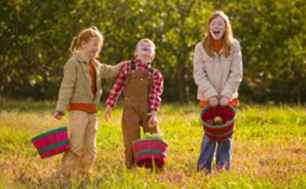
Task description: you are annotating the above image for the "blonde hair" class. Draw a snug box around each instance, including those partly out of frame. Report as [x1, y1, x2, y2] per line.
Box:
[202, 11, 234, 57]
[69, 26, 104, 55]
[135, 38, 156, 52]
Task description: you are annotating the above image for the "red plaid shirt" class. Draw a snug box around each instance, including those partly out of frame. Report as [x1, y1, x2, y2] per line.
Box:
[106, 59, 164, 111]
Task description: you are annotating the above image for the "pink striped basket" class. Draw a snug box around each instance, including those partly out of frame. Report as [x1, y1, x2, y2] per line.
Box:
[31, 127, 70, 158]
[132, 138, 168, 169]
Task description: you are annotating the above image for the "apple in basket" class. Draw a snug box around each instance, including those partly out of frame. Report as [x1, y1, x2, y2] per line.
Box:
[213, 116, 223, 125]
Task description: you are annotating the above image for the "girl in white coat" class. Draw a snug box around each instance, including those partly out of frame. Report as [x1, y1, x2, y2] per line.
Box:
[193, 10, 243, 173]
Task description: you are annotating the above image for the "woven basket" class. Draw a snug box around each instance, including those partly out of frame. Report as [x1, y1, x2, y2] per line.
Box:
[32, 127, 70, 158]
[132, 138, 167, 169]
[201, 106, 236, 141]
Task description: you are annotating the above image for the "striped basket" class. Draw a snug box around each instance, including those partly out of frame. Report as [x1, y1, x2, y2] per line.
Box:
[132, 136, 168, 169]
[201, 106, 236, 141]
[31, 127, 70, 158]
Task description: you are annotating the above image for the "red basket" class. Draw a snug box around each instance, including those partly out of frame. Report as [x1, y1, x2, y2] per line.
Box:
[201, 106, 236, 141]
[132, 139, 168, 169]
[31, 127, 70, 158]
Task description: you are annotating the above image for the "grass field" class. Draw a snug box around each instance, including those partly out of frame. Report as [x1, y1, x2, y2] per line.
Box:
[0, 99, 305, 188]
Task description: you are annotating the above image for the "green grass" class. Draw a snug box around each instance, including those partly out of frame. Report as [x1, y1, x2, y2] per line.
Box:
[0, 99, 305, 188]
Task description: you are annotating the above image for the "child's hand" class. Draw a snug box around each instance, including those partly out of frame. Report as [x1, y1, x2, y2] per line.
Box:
[53, 111, 64, 120]
[220, 96, 230, 106]
[104, 105, 112, 121]
[208, 96, 218, 107]
[148, 111, 158, 128]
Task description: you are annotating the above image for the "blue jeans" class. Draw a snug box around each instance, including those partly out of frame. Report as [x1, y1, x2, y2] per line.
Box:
[197, 135, 232, 172]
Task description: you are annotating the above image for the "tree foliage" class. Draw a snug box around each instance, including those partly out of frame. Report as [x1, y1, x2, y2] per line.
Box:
[1, 0, 305, 103]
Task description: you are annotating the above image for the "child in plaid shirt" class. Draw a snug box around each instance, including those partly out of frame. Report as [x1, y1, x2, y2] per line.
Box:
[104, 38, 164, 168]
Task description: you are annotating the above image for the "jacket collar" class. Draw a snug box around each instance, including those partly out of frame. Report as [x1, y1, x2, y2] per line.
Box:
[74, 52, 90, 64]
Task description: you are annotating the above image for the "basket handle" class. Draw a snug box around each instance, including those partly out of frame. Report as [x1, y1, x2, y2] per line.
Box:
[202, 119, 234, 128]
[200, 105, 236, 128]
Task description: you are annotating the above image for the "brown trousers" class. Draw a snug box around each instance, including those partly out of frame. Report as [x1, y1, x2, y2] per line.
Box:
[59, 110, 97, 177]
[121, 68, 159, 168]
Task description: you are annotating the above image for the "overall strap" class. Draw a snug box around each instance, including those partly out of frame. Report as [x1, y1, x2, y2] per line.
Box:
[130, 58, 155, 75]
[148, 66, 154, 75]
[130, 59, 136, 71]
[146, 61, 154, 75]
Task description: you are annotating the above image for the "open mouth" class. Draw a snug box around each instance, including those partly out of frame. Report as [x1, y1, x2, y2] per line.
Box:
[213, 31, 221, 36]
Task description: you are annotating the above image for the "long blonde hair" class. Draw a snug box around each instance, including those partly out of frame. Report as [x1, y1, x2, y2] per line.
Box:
[69, 26, 104, 55]
[202, 11, 234, 57]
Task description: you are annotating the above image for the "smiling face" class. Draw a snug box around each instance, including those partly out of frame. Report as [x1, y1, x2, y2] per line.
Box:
[209, 16, 226, 40]
[81, 36, 103, 59]
[134, 41, 155, 64]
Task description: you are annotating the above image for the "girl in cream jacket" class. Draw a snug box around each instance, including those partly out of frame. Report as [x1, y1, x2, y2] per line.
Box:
[193, 10, 243, 174]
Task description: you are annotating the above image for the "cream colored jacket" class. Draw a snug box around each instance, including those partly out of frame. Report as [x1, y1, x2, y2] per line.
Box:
[55, 53, 122, 113]
[193, 39, 243, 100]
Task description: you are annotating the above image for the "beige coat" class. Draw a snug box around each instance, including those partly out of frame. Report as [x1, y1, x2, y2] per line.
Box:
[193, 39, 243, 100]
[56, 53, 121, 112]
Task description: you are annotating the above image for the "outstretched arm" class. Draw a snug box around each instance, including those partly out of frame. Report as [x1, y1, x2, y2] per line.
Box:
[95, 59, 124, 79]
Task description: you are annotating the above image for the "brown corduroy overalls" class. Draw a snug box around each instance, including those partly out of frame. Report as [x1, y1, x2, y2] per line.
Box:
[121, 62, 159, 168]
